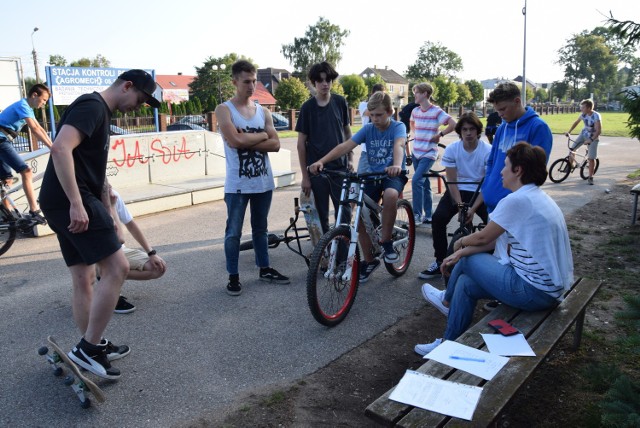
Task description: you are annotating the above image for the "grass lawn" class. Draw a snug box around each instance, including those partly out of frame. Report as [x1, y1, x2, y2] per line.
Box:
[277, 112, 632, 139]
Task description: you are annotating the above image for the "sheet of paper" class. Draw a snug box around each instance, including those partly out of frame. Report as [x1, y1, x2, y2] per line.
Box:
[389, 370, 482, 421]
[424, 340, 509, 380]
[481, 333, 536, 356]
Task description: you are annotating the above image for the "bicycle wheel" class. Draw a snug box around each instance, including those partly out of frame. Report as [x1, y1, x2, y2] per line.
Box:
[429, 143, 447, 174]
[580, 158, 600, 180]
[446, 226, 472, 257]
[0, 207, 17, 257]
[306, 226, 360, 327]
[548, 157, 571, 183]
[384, 199, 415, 276]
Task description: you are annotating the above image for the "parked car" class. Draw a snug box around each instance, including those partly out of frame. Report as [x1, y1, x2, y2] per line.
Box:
[166, 123, 207, 132]
[110, 125, 130, 135]
[271, 112, 290, 131]
[177, 115, 207, 128]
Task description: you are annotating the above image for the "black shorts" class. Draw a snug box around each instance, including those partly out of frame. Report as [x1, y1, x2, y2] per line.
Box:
[42, 196, 121, 267]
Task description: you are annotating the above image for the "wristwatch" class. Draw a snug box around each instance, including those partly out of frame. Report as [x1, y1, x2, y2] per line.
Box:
[439, 131, 445, 138]
[147, 249, 157, 256]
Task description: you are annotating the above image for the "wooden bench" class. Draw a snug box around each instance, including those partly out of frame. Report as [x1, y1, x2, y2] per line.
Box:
[365, 277, 603, 427]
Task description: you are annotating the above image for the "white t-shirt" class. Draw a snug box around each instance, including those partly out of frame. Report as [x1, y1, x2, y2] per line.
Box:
[112, 189, 133, 225]
[490, 184, 574, 299]
[441, 140, 492, 192]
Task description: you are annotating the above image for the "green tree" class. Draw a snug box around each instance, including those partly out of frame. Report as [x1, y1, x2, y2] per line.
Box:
[557, 31, 618, 101]
[190, 54, 249, 109]
[607, 14, 640, 140]
[432, 76, 458, 107]
[281, 17, 350, 75]
[340, 74, 368, 108]
[406, 41, 463, 81]
[273, 77, 310, 111]
[68, 54, 110, 68]
[456, 83, 473, 108]
[534, 88, 548, 102]
[464, 79, 484, 106]
[364, 74, 385, 94]
[48, 55, 67, 66]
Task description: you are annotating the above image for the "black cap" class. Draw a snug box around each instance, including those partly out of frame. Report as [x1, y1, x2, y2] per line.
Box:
[118, 69, 161, 108]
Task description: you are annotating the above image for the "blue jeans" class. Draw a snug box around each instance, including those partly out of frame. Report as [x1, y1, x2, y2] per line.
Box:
[224, 191, 272, 275]
[411, 155, 435, 219]
[0, 138, 28, 179]
[443, 253, 558, 341]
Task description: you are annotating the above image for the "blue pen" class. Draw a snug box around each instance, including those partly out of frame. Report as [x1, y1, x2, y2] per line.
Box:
[450, 355, 485, 362]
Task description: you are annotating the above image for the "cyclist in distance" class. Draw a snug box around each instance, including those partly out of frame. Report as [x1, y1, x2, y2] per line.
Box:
[565, 98, 601, 185]
[308, 92, 407, 283]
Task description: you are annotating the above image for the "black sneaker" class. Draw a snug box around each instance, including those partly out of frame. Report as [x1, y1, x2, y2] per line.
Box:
[114, 295, 136, 314]
[227, 279, 242, 296]
[28, 210, 47, 225]
[68, 338, 121, 379]
[483, 300, 500, 311]
[103, 339, 131, 361]
[381, 241, 399, 263]
[359, 259, 381, 283]
[259, 267, 290, 284]
[418, 260, 442, 279]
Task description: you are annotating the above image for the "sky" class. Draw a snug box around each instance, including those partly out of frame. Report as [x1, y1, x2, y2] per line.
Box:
[3, 0, 638, 85]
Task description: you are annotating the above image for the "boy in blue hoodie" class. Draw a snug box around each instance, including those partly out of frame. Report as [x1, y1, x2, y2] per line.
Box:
[479, 82, 552, 312]
[482, 82, 552, 213]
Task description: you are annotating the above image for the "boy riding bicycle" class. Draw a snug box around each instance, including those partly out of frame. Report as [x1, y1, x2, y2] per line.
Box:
[309, 92, 406, 283]
[565, 98, 601, 185]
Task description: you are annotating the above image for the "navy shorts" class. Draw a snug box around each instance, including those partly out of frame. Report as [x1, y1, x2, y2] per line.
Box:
[0, 138, 28, 179]
[42, 196, 122, 267]
[364, 175, 408, 202]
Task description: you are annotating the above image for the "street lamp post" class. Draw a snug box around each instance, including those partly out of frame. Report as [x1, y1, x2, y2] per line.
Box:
[30, 27, 48, 133]
[521, 0, 527, 106]
[213, 64, 226, 105]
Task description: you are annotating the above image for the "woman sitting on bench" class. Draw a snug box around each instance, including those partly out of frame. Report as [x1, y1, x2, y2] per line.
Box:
[416, 142, 574, 356]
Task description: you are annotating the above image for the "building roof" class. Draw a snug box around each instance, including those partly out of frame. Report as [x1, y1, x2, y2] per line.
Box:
[156, 74, 195, 90]
[359, 67, 408, 85]
[251, 81, 276, 105]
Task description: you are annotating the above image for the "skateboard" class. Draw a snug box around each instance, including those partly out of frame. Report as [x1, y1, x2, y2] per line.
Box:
[38, 336, 106, 408]
[299, 190, 323, 248]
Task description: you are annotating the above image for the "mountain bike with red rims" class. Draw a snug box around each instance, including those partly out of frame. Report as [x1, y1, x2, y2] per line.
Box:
[548, 136, 600, 183]
[306, 169, 415, 327]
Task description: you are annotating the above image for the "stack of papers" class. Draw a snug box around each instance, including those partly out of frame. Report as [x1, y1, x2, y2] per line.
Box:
[424, 340, 509, 380]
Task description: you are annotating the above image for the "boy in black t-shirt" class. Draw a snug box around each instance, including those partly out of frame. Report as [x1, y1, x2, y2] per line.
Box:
[40, 70, 160, 379]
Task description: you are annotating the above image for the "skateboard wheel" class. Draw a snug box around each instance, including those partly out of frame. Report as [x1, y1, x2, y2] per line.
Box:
[63, 375, 75, 386]
[38, 346, 49, 356]
[80, 398, 91, 409]
[53, 367, 64, 377]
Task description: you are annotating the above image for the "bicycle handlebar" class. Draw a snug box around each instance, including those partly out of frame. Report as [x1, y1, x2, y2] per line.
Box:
[319, 169, 410, 181]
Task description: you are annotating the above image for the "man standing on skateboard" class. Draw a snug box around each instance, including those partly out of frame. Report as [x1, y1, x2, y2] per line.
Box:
[39, 70, 160, 379]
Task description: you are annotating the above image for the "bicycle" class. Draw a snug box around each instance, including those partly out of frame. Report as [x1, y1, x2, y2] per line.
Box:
[425, 172, 485, 254]
[548, 136, 600, 183]
[306, 169, 415, 327]
[1, 173, 45, 256]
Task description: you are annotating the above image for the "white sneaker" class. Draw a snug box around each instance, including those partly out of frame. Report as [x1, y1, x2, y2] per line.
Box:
[414, 338, 443, 356]
[421, 283, 449, 316]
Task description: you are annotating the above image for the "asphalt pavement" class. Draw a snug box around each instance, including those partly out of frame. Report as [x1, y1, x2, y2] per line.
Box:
[1, 134, 638, 427]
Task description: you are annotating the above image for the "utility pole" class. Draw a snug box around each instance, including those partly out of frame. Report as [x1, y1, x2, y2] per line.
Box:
[31, 27, 48, 133]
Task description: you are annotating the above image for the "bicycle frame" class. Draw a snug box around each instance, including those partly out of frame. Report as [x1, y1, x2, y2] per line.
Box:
[324, 170, 410, 282]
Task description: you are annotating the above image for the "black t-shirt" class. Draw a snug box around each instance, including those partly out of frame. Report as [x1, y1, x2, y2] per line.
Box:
[399, 102, 419, 133]
[40, 92, 112, 209]
[295, 94, 350, 169]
